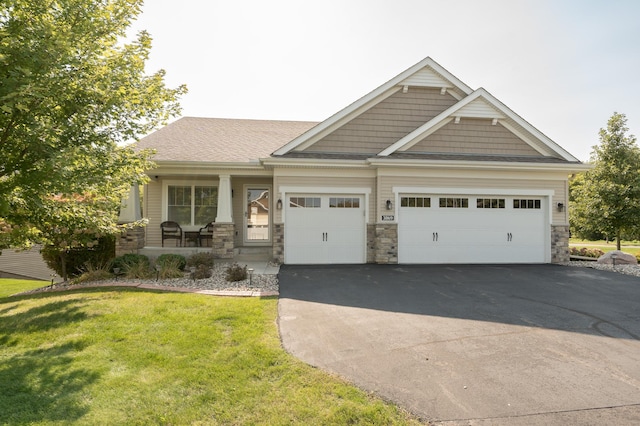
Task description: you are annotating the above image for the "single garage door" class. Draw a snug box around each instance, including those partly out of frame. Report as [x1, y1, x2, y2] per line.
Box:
[285, 194, 366, 264]
[398, 195, 547, 263]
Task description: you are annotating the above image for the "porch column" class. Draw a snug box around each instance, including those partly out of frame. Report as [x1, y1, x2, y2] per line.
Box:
[116, 184, 145, 256]
[118, 184, 141, 224]
[215, 175, 233, 223]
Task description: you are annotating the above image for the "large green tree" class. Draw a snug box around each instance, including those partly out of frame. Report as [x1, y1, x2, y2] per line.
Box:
[570, 113, 640, 249]
[0, 0, 186, 251]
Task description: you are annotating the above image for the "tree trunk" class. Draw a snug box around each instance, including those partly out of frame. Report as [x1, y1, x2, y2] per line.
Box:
[616, 230, 621, 251]
[59, 251, 68, 282]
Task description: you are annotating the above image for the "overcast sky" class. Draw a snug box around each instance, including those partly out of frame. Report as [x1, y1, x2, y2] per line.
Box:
[129, 0, 640, 161]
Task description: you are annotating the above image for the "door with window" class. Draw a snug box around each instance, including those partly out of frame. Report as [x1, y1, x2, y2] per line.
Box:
[244, 187, 271, 243]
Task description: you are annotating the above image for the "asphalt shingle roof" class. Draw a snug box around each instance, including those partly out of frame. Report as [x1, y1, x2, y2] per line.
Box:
[134, 117, 319, 163]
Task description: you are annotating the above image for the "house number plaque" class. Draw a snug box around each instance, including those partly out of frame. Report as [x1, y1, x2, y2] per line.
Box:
[381, 215, 395, 221]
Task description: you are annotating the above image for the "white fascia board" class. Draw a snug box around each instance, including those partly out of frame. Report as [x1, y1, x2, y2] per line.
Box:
[272, 57, 474, 156]
[367, 158, 592, 173]
[262, 157, 370, 169]
[472, 88, 581, 162]
[378, 87, 582, 162]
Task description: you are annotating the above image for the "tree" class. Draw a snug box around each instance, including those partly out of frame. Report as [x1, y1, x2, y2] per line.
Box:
[0, 1, 186, 255]
[570, 113, 640, 249]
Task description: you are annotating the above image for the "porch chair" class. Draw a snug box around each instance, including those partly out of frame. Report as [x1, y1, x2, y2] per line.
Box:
[198, 222, 215, 247]
[160, 221, 183, 247]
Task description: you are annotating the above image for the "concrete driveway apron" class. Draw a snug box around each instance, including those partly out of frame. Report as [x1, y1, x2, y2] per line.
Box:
[278, 264, 640, 425]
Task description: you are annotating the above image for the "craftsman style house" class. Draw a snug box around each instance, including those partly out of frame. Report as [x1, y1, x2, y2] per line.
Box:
[129, 57, 588, 264]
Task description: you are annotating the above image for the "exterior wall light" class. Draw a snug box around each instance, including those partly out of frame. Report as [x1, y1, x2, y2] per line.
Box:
[276, 199, 283, 210]
[386, 200, 393, 210]
[557, 202, 565, 212]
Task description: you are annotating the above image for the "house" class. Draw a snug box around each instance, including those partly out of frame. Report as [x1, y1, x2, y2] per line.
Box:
[130, 57, 589, 264]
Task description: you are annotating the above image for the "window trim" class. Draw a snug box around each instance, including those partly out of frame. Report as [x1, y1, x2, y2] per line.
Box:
[162, 179, 218, 228]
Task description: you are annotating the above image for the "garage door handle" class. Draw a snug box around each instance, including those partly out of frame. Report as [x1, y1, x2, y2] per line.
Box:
[507, 232, 513, 242]
[433, 232, 438, 242]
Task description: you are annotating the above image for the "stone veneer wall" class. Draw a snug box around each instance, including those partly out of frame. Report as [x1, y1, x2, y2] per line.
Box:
[375, 223, 398, 264]
[115, 226, 145, 257]
[273, 224, 284, 263]
[212, 223, 235, 259]
[367, 224, 376, 263]
[551, 225, 570, 263]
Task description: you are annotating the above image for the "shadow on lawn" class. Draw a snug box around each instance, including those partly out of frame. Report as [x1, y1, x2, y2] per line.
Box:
[0, 298, 100, 424]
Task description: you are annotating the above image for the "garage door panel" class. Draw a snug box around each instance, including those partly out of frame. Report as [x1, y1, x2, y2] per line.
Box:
[399, 195, 547, 264]
[285, 194, 365, 264]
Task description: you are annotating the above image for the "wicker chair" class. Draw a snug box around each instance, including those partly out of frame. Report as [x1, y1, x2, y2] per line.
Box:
[160, 221, 183, 247]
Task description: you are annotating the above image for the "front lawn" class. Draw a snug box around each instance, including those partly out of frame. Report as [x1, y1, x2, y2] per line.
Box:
[0, 278, 48, 298]
[0, 284, 422, 425]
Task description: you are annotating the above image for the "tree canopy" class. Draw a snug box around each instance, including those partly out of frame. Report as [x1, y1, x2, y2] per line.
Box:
[570, 113, 640, 249]
[0, 0, 186, 250]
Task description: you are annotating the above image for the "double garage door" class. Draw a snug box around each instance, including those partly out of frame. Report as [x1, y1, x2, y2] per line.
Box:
[398, 195, 547, 263]
[285, 194, 366, 264]
[284, 192, 548, 264]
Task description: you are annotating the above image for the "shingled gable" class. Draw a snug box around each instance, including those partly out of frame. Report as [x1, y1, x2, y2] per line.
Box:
[271, 57, 580, 163]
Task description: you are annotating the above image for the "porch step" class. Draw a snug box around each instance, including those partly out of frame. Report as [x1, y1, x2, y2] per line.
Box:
[234, 247, 272, 256]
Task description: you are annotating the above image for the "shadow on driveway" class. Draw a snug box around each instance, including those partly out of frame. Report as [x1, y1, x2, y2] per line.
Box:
[279, 264, 640, 340]
[278, 264, 640, 424]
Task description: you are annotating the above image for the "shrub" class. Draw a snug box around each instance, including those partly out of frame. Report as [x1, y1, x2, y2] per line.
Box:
[225, 263, 247, 282]
[42, 235, 116, 279]
[186, 252, 215, 269]
[111, 253, 152, 279]
[72, 261, 113, 284]
[156, 254, 186, 271]
[155, 257, 186, 279]
[569, 247, 605, 258]
[191, 264, 212, 280]
[111, 253, 149, 272]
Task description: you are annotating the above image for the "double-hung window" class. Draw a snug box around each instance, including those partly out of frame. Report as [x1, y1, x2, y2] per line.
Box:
[166, 183, 217, 226]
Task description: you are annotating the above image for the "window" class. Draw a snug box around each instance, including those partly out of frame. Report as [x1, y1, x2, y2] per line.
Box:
[289, 197, 321, 208]
[439, 197, 468, 208]
[513, 199, 541, 209]
[400, 197, 431, 208]
[167, 185, 217, 226]
[477, 198, 505, 209]
[329, 197, 360, 208]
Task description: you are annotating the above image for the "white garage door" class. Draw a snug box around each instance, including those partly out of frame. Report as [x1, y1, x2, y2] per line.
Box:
[285, 194, 366, 264]
[398, 195, 547, 263]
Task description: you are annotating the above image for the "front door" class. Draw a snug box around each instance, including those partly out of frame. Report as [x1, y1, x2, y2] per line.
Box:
[244, 187, 271, 244]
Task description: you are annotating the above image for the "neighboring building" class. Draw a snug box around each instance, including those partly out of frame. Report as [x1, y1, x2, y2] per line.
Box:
[133, 57, 589, 264]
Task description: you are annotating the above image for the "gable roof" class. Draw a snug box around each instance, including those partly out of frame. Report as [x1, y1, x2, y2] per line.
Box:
[272, 57, 473, 156]
[273, 57, 580, 163]
[378, 88, 578, 161]
[135, 117, 318, 163]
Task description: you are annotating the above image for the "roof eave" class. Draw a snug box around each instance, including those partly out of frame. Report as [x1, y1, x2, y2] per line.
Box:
[367, 158, 592, 173]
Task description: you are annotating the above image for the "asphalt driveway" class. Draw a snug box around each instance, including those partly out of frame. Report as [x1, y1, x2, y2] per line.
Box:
[278, 264, 640, 425]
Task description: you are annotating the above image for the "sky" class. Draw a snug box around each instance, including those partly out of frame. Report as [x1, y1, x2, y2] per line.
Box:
[128, 0, 640, 162]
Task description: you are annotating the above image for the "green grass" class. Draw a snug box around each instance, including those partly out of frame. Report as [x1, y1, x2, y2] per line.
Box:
[0, 278, 48, 298]
[569, 238, 640, 255]
[0, 285, 422, 425]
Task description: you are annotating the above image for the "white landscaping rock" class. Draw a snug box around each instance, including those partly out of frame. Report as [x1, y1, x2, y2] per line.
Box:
[597, 250, 638, 265]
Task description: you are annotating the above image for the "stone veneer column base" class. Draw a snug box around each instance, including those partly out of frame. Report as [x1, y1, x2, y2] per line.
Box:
[374, 223, 398, 264]
[212, 223, 235, 259]
[367, 224, 376, 263]
[551, 225, 570, 263]
[115, 226, 145, 257]
[273, 223, 284, 263]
